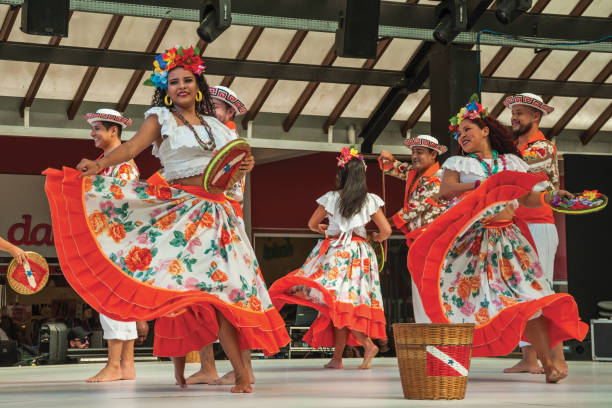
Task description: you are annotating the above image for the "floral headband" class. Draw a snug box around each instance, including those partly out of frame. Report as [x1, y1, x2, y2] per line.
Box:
[337, 147, 364, 168]
[448, 94, 489, 140]
[143, 45, 206, 90]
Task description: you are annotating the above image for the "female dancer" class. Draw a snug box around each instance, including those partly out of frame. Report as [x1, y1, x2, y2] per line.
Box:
[43, 45, 289, 393]
[269, 148, 392, 369]
[408, 98, 587, 383]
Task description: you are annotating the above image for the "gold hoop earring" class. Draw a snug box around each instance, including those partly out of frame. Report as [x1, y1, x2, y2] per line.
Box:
[195, 91, 203, 102]
[164, 95, 173, 106]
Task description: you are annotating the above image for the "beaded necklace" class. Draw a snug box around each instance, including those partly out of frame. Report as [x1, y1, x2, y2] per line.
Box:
[468, 150, 507, 177]
[170, 108, 216, 152]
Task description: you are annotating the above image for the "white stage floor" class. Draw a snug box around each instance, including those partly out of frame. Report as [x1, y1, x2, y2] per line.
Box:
[1, 358, 611, 408]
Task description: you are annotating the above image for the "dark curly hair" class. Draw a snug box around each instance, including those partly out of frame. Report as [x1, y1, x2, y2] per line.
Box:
[462, 116, 521, 157]
[336, 157, 368, 219]
[151, 67, 215, 116]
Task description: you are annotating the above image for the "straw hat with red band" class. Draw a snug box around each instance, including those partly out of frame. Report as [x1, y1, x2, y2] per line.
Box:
[7, 251, 49, 295]
[209, 86, 247, 116]
[503, 93, 554, 115]
[403, 135, 448, 154]
[85, 108, 133, 129]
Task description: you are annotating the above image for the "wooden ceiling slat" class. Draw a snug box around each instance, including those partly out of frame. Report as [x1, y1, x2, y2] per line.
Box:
[219, 26, 264, 88]
[322, 38, 393, 133]
[580, 101, 612, 145]
[67, 15, 123, 120]
[281, 45, 336, 132]
[0, 5, 19, 41]
[115, 19, 172, 113]
[546, 60, 612, 140]
[240, 30, 308, 129]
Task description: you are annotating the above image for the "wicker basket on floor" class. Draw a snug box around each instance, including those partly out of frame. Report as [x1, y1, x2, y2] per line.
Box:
[393, 323, 475, 400]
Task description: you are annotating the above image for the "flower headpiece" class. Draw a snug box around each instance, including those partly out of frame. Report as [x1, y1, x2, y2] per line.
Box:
[337, 146, 364, 168]
[448, 94, 489, 140]
[143, 45, 206, 90]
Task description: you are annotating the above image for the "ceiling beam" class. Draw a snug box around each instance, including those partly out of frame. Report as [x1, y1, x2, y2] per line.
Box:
[580, 101, 612, 145]
[282, 45, 336, 132]
[18, 12, 73, 118]
[0, 4, 19, 41]
[116, 19, 171, 113]
[220, 26, 264, 88]
[399, 0, 550, 135]
[67, 14, 123, 120]
[546, 60, 612, 140]
[240, 30, 308, 129]
[323, 38, 393, 134]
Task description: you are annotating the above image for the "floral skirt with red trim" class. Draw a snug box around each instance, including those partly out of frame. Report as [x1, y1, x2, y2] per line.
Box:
[269, 237, 387, 347]
[408, 171, 588, 357]
[43, 167, 289, 357]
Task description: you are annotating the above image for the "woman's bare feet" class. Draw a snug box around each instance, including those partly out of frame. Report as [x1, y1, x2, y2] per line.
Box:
[172, 357, 187, 389]
[503, 359, 544, 374]
[545, 365, 567, 384]
[86, 364, 122, 383]
[186, 369, 220, 385]
[120, 360, 136, 380]
[324, 357, 343, 369]
[209, 369, 255, 385]
[358, 343, 379, 369]
[230, 372, 252, 393]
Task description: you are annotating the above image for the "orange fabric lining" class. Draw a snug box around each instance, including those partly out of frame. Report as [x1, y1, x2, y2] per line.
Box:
[407, 171, 587, 356]
[43, 167, 289, 356]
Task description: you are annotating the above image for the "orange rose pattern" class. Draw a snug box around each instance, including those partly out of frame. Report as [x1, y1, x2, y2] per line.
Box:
[110, 184, 124, 199]
[439, 203, 554, 327]
[108, 222, 126, 243]
[88, 211, 108, 235]
[211, 269, 228, 283]
[168, 259, 184, 276]
[124, 246, 152, 272]
[154, 211, 177, 231]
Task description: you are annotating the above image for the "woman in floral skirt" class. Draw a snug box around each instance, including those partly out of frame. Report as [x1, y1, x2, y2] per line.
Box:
[408, 98, 587, 383]
[43, 45, 289, 393]
[269, 148, 392, 370]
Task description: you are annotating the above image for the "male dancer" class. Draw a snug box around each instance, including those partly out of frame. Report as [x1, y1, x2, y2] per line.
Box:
[84, 108, 149, 382]
[501, 93, 567, 375]
[186, 86, 255, 386]
[378, 135, 447, 323]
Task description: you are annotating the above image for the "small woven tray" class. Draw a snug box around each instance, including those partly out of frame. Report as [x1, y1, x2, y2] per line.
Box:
[202, 139, 251, 194]
[551, 191, 607, 215]
[7, 251, 49, 295]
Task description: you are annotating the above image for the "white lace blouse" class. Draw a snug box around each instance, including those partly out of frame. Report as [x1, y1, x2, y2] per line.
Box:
[145, 106, 237, 182]
[317, 191, 385, 246]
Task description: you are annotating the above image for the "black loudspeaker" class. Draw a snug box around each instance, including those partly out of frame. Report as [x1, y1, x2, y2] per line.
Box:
[20, 0, 69, 37]
[335, 0, 380, 59]
[197, 0, 232, 43]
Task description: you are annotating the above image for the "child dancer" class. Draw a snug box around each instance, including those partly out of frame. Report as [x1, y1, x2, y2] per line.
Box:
[270, 147, 391, 369]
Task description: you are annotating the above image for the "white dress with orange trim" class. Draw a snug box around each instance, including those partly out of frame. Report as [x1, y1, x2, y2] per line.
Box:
[269, 191, 387, 347]
[408, 157, 587, 357]
[43, 107, 289, 357]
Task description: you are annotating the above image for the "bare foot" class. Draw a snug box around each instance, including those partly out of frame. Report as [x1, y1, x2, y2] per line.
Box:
[231, 373, 253, 393]
[175, 368, 187, 389]
[545, 365, 567, 384]
[120, 361, 136, 380]
[186, 369, 220, 385]
[324, 358, 343, 369]
[503, 360, 544, 374]
[209, 369, 255, 385]
[358, 344, 379, 369]
[86, 364, 123, 383]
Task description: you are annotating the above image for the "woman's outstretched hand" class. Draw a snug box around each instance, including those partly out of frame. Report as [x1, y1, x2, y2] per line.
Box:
[76, 158, 101, 178]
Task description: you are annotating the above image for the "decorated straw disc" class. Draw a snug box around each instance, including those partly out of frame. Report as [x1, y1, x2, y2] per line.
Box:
[203, 139, 251, 194]
[550, 190, 608, 215]
[368, 237, 386, 272]
[7, 251, 49, 295]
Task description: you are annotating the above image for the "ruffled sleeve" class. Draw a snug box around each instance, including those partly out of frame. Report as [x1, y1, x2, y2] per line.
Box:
[316, 191, 338, 215]
[503, 154, 530, 172]
[442, 156, 483, 177]
[365, 193, 385, 217]
[144, 107, 177, 157]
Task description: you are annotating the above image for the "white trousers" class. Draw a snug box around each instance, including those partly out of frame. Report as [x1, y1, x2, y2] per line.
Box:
[519, 223, 559, 348]
[412, 280, 431, 323]
[99, 314, 138, 341]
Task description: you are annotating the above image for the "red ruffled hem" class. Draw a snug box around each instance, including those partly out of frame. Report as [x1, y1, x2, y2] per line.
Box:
[43, 167, 289, 356]
[269, 274, 387, 347]
[408, 171, 588, 357]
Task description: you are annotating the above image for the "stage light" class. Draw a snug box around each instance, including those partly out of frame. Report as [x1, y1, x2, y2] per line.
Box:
[197, 0, 232, 43]
[495, 0, 532, 24]
[433, 0, 468, 45]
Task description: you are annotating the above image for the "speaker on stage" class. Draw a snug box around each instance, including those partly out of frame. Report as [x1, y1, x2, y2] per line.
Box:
[20, 0, 69, 37]
[335, 0, 380, 59]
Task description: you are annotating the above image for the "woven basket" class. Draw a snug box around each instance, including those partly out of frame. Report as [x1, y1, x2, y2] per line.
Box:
[393, 323, 475, 400]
